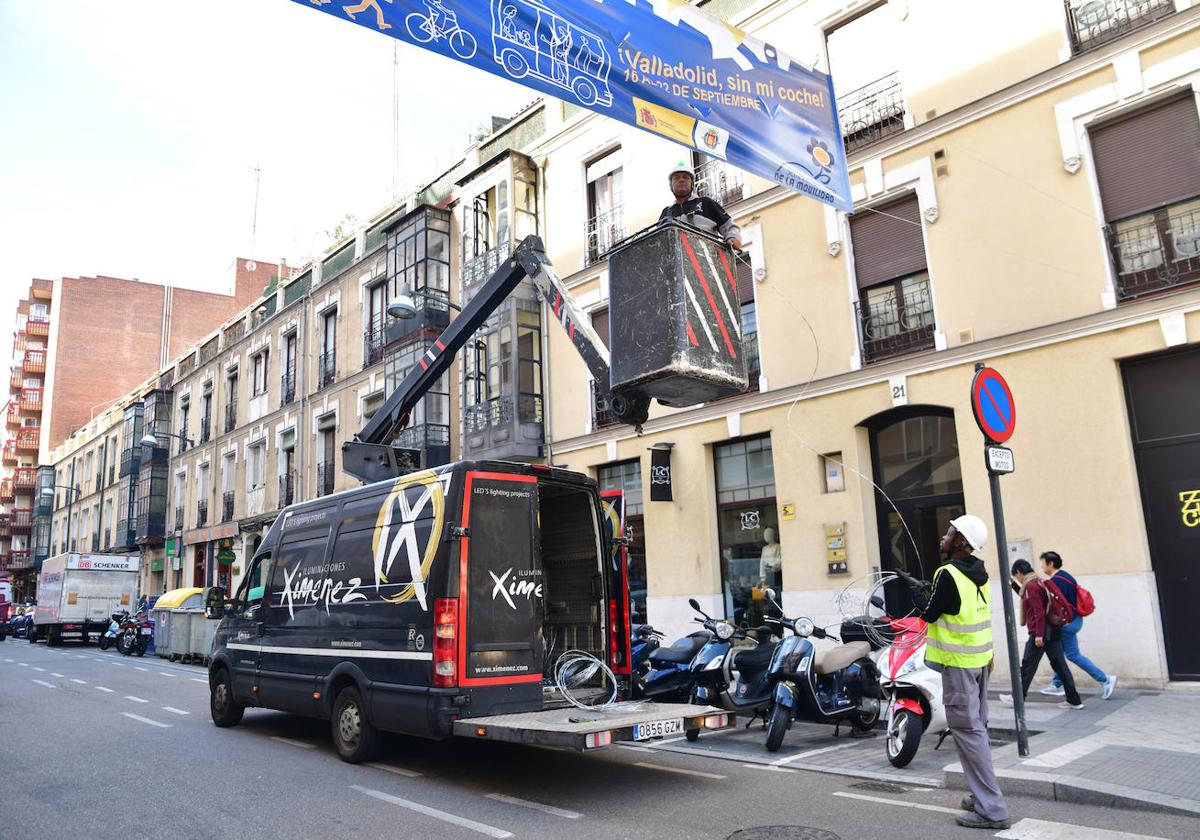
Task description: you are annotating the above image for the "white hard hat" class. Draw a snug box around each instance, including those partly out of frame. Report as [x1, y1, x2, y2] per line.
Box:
[668, 161, 694, 181]
[950, 514, 988, 551]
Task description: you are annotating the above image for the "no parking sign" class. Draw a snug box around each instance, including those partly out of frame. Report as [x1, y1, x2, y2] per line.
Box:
[971, 367, 1016, 444]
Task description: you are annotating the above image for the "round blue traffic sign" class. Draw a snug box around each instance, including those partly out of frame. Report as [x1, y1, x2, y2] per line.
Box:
[971, 367, 1016, 444]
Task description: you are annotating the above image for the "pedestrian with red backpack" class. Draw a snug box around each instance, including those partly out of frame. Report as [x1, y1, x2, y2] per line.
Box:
[1000, 559, 1084, 710]
[1037, 551, 1118, 700]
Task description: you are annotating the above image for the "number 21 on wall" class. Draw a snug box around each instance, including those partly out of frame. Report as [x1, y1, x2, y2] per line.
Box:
[890, 375, 908, 407]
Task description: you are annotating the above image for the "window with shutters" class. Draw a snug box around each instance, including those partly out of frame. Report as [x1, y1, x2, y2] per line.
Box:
[849, 195, 935, 364]
[1091, 95, 1200, 302]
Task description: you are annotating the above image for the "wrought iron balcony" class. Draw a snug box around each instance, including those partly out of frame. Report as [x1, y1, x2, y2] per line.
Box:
[199, 415, 211, 444]
[393, 423, 451, 469]
[318, 351, 337, 388]
[281, 367, 296, 406]
[854, 277, 937, 364]
[1106, 199, 1200, 302]
[10, 549, 30, 568]
[222, 490, 235, 523]
[1064, 0, 1175, 55]
[364, 324, 387, 369]
[197, 499, 208, 528]
[224, 400, 237, 433]
[695, 159, 746, 207]
[316, 462, 335, 497]
[174, 505, 184, 533]
[177, 424, 190, 454]
[585, 204, 626, 265]
[462, 244, 510, 290]
[839, 72, 906, 154]
[279, 471, 295, 508]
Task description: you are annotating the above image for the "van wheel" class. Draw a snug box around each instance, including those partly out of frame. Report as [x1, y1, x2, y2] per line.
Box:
[210, 669, 244, 727]
[332, 686, 379, 763]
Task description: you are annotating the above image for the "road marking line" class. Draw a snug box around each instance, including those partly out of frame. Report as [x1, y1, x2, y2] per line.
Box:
[770, 740, 861, 766]
[633, 762, 726, 780]
[3, 658, 12, 662]
[352, 785, 512, 838]
[158, 671, 177, 677]
[831, 791, 960, 815]
[163, 706, 190, 716]
[996, 817, 1167, 840]
[18, 662, 29, 667]
[51, 672, 64, 677]
[190, 678, 207, 684]
[485, 793, 581, 819]
[96, 686, 114, 693]
[125, 695, 148, 703]
[134, 666, 148, 672]
[742, 763, 796, 774]
[32, 679, 55, 688]
[270, 736, 316, 749]
[366, 762, 423, 778]
[33, 667, 46, 672]
[71, 678, 87, 685]
[121, 712, 171, 729]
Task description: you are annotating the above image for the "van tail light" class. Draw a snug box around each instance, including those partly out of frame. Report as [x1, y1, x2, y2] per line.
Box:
[433, 598, 458, 689]
[584, 730, 612, 749]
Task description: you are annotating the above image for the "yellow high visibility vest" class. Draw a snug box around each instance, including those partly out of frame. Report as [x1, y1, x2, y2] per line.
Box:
[925, 563, 993, 669]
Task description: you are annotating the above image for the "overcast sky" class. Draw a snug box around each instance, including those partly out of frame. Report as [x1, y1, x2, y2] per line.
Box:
[0, 0, 532, 361]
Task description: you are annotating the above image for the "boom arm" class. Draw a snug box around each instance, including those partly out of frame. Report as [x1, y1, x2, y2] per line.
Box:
[343, 235, 617, 484]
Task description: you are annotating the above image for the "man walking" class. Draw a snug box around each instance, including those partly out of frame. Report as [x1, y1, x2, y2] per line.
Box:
[1003, 559, 1084, 710]
[659, 163, 742, 249]
[919, 514, 1009, 830]
[1037, 551, 1117, 700]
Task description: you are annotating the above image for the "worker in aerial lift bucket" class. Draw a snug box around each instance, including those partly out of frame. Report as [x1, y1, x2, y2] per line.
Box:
[658, 162, 743, 250]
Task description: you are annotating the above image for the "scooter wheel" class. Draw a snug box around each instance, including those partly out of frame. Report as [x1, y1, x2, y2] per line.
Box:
[765, 702, 790, 752]
[886, 709, 923, 768]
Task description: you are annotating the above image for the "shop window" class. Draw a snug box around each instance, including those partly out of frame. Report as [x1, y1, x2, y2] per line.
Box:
[715, 435, 779, 626]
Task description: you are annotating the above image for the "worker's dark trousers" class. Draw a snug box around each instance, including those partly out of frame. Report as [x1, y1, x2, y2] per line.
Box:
[943, 665, 1008, 822]
[1018, 628, 1082, 706]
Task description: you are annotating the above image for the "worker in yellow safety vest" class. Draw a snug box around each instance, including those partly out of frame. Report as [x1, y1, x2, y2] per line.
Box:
[917, 514, 1010, 830]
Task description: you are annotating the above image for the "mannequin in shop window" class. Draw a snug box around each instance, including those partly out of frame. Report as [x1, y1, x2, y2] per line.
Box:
[751, 528, 782, 626]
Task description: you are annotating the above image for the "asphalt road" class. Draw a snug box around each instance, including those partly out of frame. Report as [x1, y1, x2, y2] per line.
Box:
[2, 640, 1198, 840]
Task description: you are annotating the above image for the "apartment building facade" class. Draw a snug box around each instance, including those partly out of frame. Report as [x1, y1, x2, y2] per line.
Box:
[532, 0, 1200, 686]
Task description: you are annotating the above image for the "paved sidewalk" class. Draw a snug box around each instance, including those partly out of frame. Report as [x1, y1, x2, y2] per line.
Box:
[945, 687, 1200, 817]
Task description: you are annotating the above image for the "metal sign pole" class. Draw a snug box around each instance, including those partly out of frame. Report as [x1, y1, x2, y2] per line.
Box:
[988, 468, 1030, 757]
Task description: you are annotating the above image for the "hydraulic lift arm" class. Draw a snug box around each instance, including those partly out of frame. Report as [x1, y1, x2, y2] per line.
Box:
[343, 235, 643, 485]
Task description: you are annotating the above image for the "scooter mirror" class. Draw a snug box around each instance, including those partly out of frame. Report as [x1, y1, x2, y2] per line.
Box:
[870, 595, 885, 610]
[688, 598, 700, 611]
[764, 587, 776, 601]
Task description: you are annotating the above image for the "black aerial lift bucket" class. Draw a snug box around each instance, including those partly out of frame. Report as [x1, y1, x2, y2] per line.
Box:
[608, 221, 749, 407]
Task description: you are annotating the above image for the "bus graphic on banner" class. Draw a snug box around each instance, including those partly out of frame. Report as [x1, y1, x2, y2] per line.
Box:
[489, 0, 613, 107]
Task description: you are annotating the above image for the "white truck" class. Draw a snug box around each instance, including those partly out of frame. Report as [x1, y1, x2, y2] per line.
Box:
[33, 554, 140, 646]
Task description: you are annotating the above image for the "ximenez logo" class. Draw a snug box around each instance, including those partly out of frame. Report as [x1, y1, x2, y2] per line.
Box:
[489, 567, 543, 609]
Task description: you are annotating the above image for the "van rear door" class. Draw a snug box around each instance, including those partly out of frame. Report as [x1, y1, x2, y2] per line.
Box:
[599, 490, 632, 678]
[459, 472, 542, 700]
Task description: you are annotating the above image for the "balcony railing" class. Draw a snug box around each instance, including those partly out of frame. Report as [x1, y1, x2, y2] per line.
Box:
[174, 505, 184, 533]
[591, 380, 617, 429]
[2, 440, 16, 465]
[199, 415, 211, 444]
[462, 244, 510, 289]
[13, 332, 27, 354]
[1106, 199, 1200, 302]
[197, 499, 208, 527]
[22, 349, 46, 375]
[10, 550, 30, 569]
[839, 72, 906, 154]
[20, 388, 42, 413]
[1065, 0, 1175, 55]
[6, 403, 20, 427]
[281, 368, 296, 406]
[585, 204, 626, 265]
[9, 366, 22, 392]
[855, 277, 937, 364]
[695, 159, 746, 207]
[364, 324, 387, 369]
[11, 508, 32, 533]
[0, 514, 9, 537]
[177, 424, 190, 454]
[224, 400, 237, 433]
[222, 491, 235, 523]
[16, 428, 39, 451]
[318, 351, 337, 388]
[26, 314, 49, 337]
[13, 467, 36, 494]
[317, 462, 335, 497]
[0, 480, 12, 503]
[279, 472, 295, 508]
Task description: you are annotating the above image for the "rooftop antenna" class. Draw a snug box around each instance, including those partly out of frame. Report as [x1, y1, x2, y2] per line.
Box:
[250, 164, 262, 257]
[392, 43, 401, 199]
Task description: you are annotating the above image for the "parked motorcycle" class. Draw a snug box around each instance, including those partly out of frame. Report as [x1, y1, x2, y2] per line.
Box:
[9, 607, 35, 640]
[760, 589, 885, 752]
[117, 611, 151, 657]
[634, 619, 713, 703]
[98, 610, 130, 652]
[685, 599, 779, 741]
[880, 616, 948, 767]
[630, 624, 666, 686]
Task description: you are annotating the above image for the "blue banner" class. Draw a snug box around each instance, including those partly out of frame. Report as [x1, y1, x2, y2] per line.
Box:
[293, 0, 852, 211]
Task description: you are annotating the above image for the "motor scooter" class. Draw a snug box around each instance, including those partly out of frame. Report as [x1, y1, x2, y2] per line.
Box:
[761, 589, 884, 752]
[98, 610, 130, 652]
[879, 616, 948, 768]
[686, 599, 779, 741]
[630, 624, 665, 685]
[117, 610, 151, 657]
[634, 617, 714, 703]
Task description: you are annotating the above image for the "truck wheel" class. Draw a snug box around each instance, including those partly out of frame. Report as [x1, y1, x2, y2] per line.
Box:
[27, 628, 37, 644]
[210, 669, 245, 727]
[332, 685, 379, 763]
[765, 702, 791, 752]
[46, 628, 60, 647]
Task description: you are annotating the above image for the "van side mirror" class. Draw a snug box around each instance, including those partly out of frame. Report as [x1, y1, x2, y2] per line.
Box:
[205, 586, 226, 619]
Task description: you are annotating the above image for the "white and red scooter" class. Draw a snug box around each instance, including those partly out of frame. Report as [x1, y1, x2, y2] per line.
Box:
[878, 616, 948, 768]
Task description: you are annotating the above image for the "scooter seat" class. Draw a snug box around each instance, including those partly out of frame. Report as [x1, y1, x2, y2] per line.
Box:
[814, 641, 871, 675]
[649, 632, 711, 665]
[733, 642, 775, 677]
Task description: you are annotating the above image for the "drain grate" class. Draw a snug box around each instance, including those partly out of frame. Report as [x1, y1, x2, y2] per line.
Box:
[728, 829, 842, 840]
[850, 780, 910, 794]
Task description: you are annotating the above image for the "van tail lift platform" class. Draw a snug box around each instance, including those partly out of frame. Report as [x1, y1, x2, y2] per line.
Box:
[343, 235, 647, 485]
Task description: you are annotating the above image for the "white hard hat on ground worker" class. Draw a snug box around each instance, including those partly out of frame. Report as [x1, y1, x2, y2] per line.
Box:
[950, 514, 988, 551]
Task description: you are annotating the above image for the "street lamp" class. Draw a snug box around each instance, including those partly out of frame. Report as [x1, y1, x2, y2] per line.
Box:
[387, 283, 462, 320]
[140, 430, 194, 449]
[41, 484, 80, 552]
